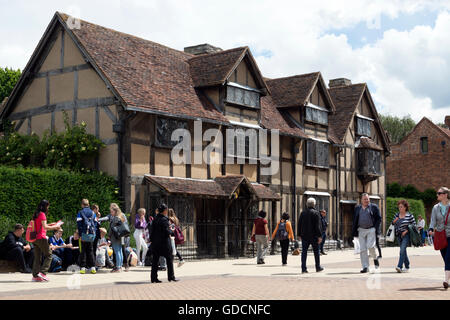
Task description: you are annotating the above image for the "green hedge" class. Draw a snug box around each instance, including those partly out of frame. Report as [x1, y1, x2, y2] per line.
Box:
[386, 197, 425, 232]
[0, 166, 119, 241]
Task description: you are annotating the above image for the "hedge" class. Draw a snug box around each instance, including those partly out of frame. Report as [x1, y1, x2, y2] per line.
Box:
[386, 197, 425, 232]
[0, 166, 120, 241]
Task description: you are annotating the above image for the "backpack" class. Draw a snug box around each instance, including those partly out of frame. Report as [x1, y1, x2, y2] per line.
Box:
[174, 225, 185, 245]
[80, 210, 96, 242]
[276, 221, 289, 240]
[26, 219, 39, 243]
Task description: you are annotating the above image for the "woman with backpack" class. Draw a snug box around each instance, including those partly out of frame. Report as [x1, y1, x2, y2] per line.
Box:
[271, 212, 295, 266]
[168, 208, 185, 267]
[31, 200, 63, 282]
[391, 199, 416, 273]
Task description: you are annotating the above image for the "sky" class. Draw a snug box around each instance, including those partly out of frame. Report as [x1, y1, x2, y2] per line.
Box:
[1, 0, 450, 123]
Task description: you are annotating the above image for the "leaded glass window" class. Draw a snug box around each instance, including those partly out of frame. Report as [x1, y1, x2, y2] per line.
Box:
[305, 106, 328, 125]
[356, 117, 372, 137]
[306, 140, 329, 168]
[226, 85, 260, 108]
[156, 117, 188, 147]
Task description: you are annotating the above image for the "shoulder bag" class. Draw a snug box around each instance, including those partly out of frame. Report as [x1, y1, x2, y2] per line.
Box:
[434, 207, 450, 251]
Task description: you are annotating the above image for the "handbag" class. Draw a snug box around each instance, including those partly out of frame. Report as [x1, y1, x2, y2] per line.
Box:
[292, 248, 300, 256]
[112, 219, 131, 238]
[385, 224, 396, 242]
[81, 233, 96, 242]
[170, 236, 177, 256]
[251, 234, 256, 242]
[434, 207, 450, 251]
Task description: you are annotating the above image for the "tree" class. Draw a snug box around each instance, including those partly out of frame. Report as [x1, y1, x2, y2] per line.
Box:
[0, 67, 21, 105]
[379, 114, 416, 144]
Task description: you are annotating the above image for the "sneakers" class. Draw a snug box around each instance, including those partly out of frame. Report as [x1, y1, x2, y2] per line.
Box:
[111, 267, 122, 273]
[137, 261, 143, 266]
[395, 267, 402, 273]
[90, 267, 96, 274]
[402, 268, 409, 273]
[32, 276, 44, 282]
[80, 267, 86, 274]
[178, 260, 185, 268]
[38, 273, 49, 281]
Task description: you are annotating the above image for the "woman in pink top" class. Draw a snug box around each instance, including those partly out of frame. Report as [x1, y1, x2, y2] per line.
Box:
[31, 200, 62, 282]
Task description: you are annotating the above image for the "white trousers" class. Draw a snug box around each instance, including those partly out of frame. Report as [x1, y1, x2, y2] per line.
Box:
[133, 229, 148, 263]
[358, 227, 377, 269]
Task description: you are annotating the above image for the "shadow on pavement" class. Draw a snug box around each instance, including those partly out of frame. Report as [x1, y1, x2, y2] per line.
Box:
[0, 280, 30, 283]
[398, 287, 444, 292]
[271, 273, 299, 276]
[114, 281, 150, 285]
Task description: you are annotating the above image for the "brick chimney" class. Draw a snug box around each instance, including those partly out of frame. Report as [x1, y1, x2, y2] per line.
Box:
[184, 44, 222, 55]
[329, 78, 352, 88]
[445, 115, 450, 128]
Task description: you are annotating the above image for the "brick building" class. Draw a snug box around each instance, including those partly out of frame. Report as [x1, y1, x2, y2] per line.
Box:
[386, 116, 450, 192]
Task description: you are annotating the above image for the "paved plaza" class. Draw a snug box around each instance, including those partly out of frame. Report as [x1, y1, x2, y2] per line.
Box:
[0, 246, 449, 300]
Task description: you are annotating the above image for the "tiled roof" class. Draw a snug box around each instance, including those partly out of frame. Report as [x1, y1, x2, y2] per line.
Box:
[355, 137, 384, 151]
[260, 95, 309, 139]
[266, 72, 320, 108]
[60, 13, 229, 124]
[145, 175, 280, 200]
[188, 47, 247, 87]
[328, 84, 366, 144]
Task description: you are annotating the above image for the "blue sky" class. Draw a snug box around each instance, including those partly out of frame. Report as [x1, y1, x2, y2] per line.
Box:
[1, 0, 449, 123]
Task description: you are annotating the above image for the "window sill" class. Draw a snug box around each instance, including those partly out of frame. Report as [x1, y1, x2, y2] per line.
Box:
[305, 164, 330, 170]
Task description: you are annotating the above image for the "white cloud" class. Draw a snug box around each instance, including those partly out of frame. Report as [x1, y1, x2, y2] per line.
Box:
[1, 0, 450, 122]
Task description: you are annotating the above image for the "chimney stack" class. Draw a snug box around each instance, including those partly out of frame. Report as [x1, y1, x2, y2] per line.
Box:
[445, 115, 450, 128]
[329, 78, 352, 88]
[184, 44, 222, 55]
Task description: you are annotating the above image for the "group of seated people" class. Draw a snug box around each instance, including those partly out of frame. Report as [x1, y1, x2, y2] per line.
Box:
[0, 224, 141, 273]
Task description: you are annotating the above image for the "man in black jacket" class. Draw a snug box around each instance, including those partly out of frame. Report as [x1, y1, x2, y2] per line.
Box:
[298, 198, 324, 273]
[149, 203, 178, 283]
[352, 193, 381, 273]
[0, 224, 33, 273]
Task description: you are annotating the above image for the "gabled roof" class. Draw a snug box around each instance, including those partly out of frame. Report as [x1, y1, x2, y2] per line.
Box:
[397, 117, 450, 145]
[265, 72, 335, 112]
[145, 174, 280, 200]
[188, 47, 269, 94]
[328, 83, 390, 151]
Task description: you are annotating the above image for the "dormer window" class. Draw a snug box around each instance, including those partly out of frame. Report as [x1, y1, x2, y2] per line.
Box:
[356, 114, 373, 137]
[305, 103, 328, 126]
[225, 82, 260, 109]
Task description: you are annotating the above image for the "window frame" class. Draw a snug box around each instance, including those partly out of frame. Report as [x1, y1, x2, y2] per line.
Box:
[355, 114, 374, 137]
[420, 136, 428, 154]
[225, 82, 261, 109]
[357, 148, 381, 176]
[155, 116, 189, 149]
[304, 103, 329, 126]
[305, 138, 330, 169]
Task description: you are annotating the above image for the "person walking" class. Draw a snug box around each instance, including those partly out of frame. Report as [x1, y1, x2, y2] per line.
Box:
[150, 203, 178, 283]
[0, 224, 33, 273]
[168, 208, 185, 267]
[298, 198, 324, 273]
[134, 208, 149, 266]
[428, 187, 450, 289]
[352, 193, 381, 273]
[76, 199, 97, 274]
[108, 203, 127, 273]
[417, 215, 426, 246]
[319, 210, 328, 255]
[251, 210, 270, 265]
[392, 199, 416, 273]
[271, 212, 294, 266]
[31, 200, 62, 282]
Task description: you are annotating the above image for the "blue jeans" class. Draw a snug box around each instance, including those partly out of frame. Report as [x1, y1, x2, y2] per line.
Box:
[440, 237, 450, 271]
[397, 234, 410, 269]
[320, 232, 326, 253]
[112, 243, 123, 268]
